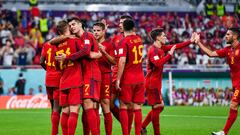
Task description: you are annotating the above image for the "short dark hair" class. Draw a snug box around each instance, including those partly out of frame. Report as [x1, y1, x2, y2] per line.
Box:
[123, 19, 135, 32]
[229, 27, 240, 37]
[67, 16, 86, 29]
[120, 15, 133, 20]
[150, 28, 164, 41]
[93, 22, 105, 30]
[56, 20, 68, 35]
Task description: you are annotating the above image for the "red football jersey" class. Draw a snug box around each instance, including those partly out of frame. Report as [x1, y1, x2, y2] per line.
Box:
[145, 41, 191, 89]
[216, 44, 240, 88]
[111, 34, 124, 82]
[98, 40, 115, 73]
[57, 38, 83, 90]
[81, 32, 101, 82]
[41, 42, 61, 87]
[118, 35, 144, 85]
[145, 45, 171, 89]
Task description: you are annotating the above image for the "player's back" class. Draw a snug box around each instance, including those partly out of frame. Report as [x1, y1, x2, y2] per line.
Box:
[119, 34, 144, 84]
[57, 38, 83, 90]
[41, 42, 61, 87]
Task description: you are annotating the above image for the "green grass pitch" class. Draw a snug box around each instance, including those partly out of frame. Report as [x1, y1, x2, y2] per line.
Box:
[0, 106, 239, 135]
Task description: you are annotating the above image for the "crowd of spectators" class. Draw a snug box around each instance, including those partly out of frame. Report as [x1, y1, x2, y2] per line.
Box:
[170, 86, 232, 106]
[0, 1, 239, 67]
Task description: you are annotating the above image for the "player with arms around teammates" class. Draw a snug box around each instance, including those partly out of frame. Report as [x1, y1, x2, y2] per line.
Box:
[195, 28, 240, 135]
[116, 19, 145, 135]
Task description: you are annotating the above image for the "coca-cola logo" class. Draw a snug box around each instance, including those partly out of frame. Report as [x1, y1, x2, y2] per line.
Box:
[6, 94, 50, 109]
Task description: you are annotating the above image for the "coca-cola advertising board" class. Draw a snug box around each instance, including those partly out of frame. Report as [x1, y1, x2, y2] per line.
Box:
[0, 94, 51, 109]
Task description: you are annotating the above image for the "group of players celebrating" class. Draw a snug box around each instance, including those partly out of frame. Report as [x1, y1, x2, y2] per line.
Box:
[40, 14, 240, 135]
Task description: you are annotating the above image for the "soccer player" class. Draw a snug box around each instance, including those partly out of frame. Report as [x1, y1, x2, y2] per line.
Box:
[111, 15, 135, 134]
[54, 20, 83, 135]
[40, 41, 61, 135]
[54, 17, 102, 135]
[93, 22, 116, 135]
[141, 28, 196, 135]
[195, 28, 240, 135]
[115, 19, 145, 135]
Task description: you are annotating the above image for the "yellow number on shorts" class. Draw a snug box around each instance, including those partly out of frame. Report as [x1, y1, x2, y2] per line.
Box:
[84, 84, 90, 96]
[105, 85, 110, 95]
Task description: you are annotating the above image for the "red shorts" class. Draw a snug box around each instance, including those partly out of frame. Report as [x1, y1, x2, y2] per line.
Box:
[231, 87, 240, 103]
[119, 83, 145, 104]
[111, 80, 119, 96]
[146, 88, 163, 105]
[46, 87, 59, 100]
[83, 79, 101, 101]
[100, 73, 112, 99]
[59, 87, 82, 106]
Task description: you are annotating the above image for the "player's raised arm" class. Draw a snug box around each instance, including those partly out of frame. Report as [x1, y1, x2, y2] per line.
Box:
[99, 43, 116, 65]
[162, 32, 197, 51]
[40, 44, 46, 70]
[195, 34, 219, 57]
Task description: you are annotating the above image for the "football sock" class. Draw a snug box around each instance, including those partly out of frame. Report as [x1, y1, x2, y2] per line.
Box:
[104, 112, 113, 135]
[142, 110, 152, 129]
[60, 112, 69, 135]
[120, 108, 129, 135]
[134, 109, 142, 135]
[86, 109, 98, 135]
[223, 109, 238, 134]
[68, 112, 79, 135]
[82, 111, 90, 135]
[128, 108, 134, 134]
[51, 111, 60, 135]
[152, 107, 163, 135]
[95, 108, 100, 134]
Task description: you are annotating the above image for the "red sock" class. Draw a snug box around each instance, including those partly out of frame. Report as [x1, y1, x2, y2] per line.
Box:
[128, 108, 134, 134]
[86, 109, 98, 135]
[95, 109, 100, 134]
[223, 109, 238, 134]
[134, 109, 142, 135]
[120, 109, 129, 135]
[61, 112, 69, 135]
[104, 112, 112, 135]
[68, 112, 79, 135]
[152, 107, 163, 135]
[111, 106, 120, 121]
[142, 110, 152, 129]
[82, 111, 90, 135]
[51, 111, 60, 135]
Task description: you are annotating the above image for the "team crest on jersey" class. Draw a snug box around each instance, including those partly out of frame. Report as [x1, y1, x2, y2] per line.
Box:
[119, 48, 123, 54]
[235, 49, 239, 56]
[154, 56, 159, 60]
[84, 39, 90, 44]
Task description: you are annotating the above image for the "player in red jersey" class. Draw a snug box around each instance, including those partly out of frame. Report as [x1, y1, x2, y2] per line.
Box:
[140, 28, 196, 135]
[40, 42, 62, 135]
[111, 15, 135, 133]
[54, 17, 101, 135]
[195, 28, 240, 135]
[115, 19, 145, 135]
[54, 20, 83, 135]
[93, 22, 116, 135]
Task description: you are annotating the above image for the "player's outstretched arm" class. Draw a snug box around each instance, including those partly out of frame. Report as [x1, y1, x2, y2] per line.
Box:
[195, 35, 219, 57]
